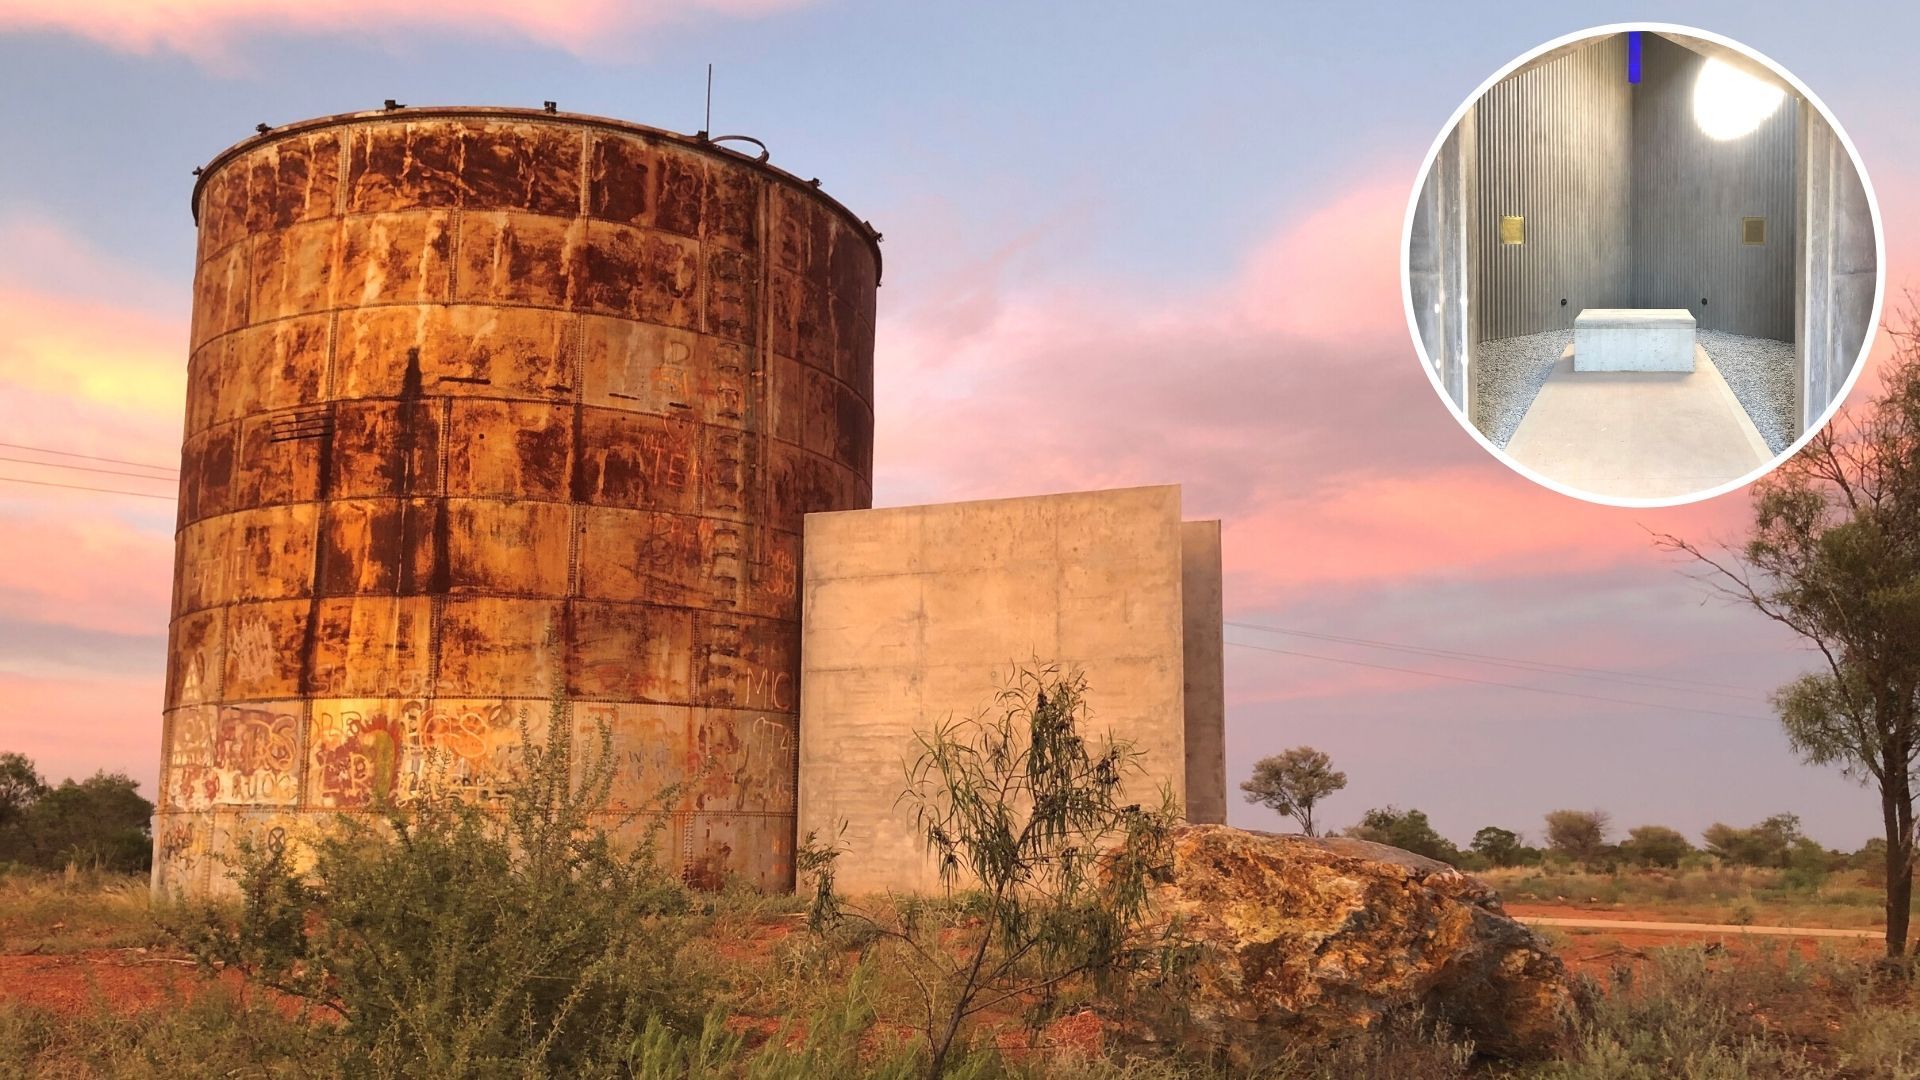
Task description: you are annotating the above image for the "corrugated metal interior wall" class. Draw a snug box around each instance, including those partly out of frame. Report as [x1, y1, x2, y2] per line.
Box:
[1473, 33, 1797, 343]
[1475, 36, 1632, 340]
[1631, 35, 1796, 339]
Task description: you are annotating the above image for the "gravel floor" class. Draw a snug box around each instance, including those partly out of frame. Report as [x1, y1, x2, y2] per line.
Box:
[1473, 330, 1570, 448]
[1471, 328, 1795, 454]
[1697, 329, 1794, 455]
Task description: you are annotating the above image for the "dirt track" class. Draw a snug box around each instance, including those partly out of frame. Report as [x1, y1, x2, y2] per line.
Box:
[1520, 915, 1879, 940]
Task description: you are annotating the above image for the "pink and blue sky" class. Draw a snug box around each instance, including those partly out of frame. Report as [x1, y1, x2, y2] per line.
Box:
[0, 0, 1913, 849]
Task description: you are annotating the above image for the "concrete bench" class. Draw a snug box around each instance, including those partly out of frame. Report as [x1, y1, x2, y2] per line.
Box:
[1573, 308, 1696, 372]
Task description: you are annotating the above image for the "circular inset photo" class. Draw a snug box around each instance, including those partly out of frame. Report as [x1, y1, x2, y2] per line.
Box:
[1401, 24, 1884, 506]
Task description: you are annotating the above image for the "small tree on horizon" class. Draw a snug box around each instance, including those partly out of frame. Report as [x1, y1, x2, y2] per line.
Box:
[1544, 809, 1611, 864]
[1241, 746, 1347, 837]
[1471, 825, 1529, 868]
[0, 752, 46, 831]
[1620, 824, 1693, 869]
[1344, 806, 1461, 864]
[1702, 813, 1803, 868]
[1657, 310, 1920, 958]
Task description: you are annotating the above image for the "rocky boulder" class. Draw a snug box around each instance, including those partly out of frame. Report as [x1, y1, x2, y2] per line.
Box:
[1143, 825, 1575, 1064]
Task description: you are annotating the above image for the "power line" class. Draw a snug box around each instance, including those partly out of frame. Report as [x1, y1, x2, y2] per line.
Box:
[1224, 638, 1771, 722]
[0, 441, 177, 475]
[1226, 620, 1758, 698]
[0, 454, 182, 483]
[0, 474, 177, 501]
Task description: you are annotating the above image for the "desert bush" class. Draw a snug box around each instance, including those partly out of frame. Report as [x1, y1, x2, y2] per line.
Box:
[0, 866, 164, 953]
[1544, 810, 1611, 866]
[1471, 826, 1541, 869]
[1254, 1010, 1472, 1079]
[808, 662, 1188, 1079]
[1344, 806, 1462, 864]
[1528, 949, 1827, 1079]
[0, 755, 152, 874]
[1619, 825, 1693, 869]
[0, 989, 332, 1079]
[172, 693, 705, 1077]
[1702, 813, 1806, 870]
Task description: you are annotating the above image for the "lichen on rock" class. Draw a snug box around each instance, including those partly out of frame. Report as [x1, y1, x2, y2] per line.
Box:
[1142, 825, 1576, 1066]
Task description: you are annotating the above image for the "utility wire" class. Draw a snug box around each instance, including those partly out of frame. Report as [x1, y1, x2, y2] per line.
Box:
[1224, 638, 1771, 722]
[0, 441, 177, 475]
[1226, 620, 1758, 698]
[0, 474, 177, 501]
[0, 454, 183, 483]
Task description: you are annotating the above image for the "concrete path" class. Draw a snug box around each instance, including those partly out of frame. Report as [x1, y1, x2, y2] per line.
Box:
[1504, 344, 1773, 500]
[1523, 915, 1879, 940]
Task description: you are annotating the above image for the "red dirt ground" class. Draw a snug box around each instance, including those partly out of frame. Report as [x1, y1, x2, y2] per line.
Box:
[0, 904, 1885, 1021]
[1503, 901, 1884, 980]
[1, 951, 245, 1015]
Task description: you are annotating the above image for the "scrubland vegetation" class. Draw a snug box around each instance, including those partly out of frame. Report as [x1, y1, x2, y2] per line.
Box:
[2, 679, 1919, 1079]
[6, 863, 1920, 1079]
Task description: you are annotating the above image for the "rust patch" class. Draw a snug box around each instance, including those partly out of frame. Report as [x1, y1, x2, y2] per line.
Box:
[461, 121, 580, 217]
[444, 399, 573, 501]
[588, 133, 652, 225]
[653, 148, 706, 237]
[572, 408, 701, 514]
[568, 601, 695, 702]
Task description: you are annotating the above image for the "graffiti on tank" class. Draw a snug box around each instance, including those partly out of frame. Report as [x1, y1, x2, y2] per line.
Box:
[187, 544, 227, 608]
[177, 650, 208, 704]
[637, 514, 704, 573]
[738, 668, 793, 711]
[308, 708, 403, 808]
[309, 700, 530, 808]
[165, 705, 299, 808]
[702, 624, 793, 711]
[215, 706, 300, 802]
[229, 614, 277, 685]
[636, 429, 694, 490]
[585, 704, 682, 811]
[746, 542, 798, 605]
[306, 666, 438, 698]
[752, 715, 797, 808]
[686, 713, 795, 813]
[155, 820, 204, 884]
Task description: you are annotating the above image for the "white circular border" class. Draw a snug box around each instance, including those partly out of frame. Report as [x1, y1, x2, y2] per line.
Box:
[1398, 22, 1888, 509]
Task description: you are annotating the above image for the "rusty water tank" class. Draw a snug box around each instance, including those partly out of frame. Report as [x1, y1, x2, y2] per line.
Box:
[155, 107, 878, 895]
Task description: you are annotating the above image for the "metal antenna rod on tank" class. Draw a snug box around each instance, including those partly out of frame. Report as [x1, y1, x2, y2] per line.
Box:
[704, 63, 713, 137]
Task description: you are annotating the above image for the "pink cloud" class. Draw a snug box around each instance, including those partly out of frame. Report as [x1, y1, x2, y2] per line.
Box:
[0, 0, 814, 60]
[1220, 467, 1754, 605]
[0, 215, 187, 486]
[0, 672, 159, 794]
[0, 507, 174, 638]
[874, 158, 1920, 617]
[874, 177, 1435, 505]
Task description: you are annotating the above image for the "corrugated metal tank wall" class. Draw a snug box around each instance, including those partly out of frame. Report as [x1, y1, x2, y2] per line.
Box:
[155, 108, 878, 897]
[1631, 35, 1796, 339]
[1475, 36, 1633, 341]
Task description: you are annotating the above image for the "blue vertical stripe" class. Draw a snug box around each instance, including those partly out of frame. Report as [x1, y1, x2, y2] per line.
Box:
[1627, 31, 1642, 83]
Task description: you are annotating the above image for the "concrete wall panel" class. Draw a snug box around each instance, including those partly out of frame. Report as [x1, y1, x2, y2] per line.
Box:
[798, 486, 1202, 895]
[1180, 521, 1227, 825]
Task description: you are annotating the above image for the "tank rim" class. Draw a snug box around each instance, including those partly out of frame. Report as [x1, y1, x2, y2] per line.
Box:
[190, 105, 882, 281]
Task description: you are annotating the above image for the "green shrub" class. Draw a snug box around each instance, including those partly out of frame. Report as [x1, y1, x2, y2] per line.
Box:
[0, 989, 333, 1079]
[174, 693, 706, 1077]
[809, 662, 1189, 1079]
[1529, 949, 1822, 1079]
